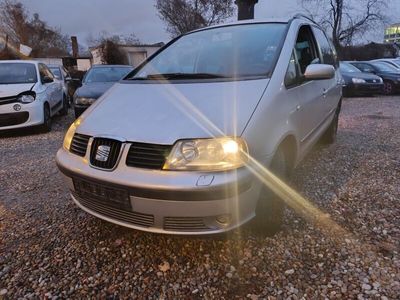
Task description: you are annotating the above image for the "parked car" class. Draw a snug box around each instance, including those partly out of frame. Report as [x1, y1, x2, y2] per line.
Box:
[47, 64, 74, 105]
[73, 65, 133, 118]
[339, 61, 383, 96]
[349, 61, 400, 95]
[0, 60, 67, 132]
[56, 15, 342, 235]
[372, 58, 400, 70]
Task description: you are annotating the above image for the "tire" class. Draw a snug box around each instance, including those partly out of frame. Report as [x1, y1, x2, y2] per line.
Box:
[40, 103, 52, 133]
[59, 94, 69, 116]
[383, 81, 394, 95]
[321, 104, 340, 145]
[252, 147, 287, 236]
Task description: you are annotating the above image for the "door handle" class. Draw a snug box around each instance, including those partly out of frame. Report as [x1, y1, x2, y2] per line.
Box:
[296, 104, 301, 111]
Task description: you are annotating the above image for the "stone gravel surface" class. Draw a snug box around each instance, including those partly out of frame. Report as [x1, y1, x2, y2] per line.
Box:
[0, 96, 399, 299]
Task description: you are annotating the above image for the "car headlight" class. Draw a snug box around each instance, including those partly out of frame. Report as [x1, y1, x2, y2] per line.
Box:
[352, 78, 366, 84]
[75, 97, 96, 105]
[18, 93, 36, 103]
[63, 118, 82, 150]
[163, 137, 248, 171]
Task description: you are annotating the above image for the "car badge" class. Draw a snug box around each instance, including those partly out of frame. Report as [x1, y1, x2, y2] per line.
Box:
[95, 145, 111, 162]
[13, 104, 21, 111]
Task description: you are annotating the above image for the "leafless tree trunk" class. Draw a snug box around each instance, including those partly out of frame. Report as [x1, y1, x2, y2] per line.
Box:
[155, 0, 235, 37]
[300, 0, 389, 50]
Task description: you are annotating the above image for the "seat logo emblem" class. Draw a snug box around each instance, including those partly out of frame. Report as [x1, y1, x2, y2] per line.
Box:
[95, 145, 111, 162]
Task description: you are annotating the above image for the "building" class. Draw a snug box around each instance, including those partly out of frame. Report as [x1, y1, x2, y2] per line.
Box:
[384, 23, 400, 44]
[90, 43, 164, 67]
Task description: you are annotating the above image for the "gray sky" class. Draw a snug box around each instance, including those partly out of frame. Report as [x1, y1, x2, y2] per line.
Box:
[20, 0, 399, 46]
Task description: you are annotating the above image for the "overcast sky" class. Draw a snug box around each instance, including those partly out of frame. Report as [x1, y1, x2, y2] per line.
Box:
[20, 0, 398, 46]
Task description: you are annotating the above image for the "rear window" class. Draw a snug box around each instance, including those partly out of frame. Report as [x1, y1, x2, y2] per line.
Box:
[0, 63, 37, 84]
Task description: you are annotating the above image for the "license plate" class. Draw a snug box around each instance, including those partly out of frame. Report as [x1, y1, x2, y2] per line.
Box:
[73, 178, 131, 210]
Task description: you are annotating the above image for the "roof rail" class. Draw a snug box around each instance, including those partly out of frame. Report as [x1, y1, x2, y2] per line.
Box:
[292, 13, 319, 26]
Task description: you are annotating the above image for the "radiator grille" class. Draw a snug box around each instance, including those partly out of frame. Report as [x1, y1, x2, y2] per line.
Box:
[0, 112, 29, 127]
[70, 133, 90, 157]
[126, 142, 171, 170]
[73, 192, 154, 228]
[164, 217, 210, 231]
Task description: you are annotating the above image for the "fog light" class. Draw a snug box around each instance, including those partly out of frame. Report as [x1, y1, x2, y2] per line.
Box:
[216, 214, 231, 226]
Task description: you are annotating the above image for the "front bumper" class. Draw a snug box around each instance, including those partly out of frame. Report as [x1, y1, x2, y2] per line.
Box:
[343, 83, 383, 95]
[56, 147, 262, 235]
[0, 101, 43, 130]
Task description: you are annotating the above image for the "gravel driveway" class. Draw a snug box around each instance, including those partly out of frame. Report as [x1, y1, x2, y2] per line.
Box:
[0, 96, 399, 299]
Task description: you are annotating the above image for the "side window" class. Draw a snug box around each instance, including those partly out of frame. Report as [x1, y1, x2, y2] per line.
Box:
[295, 25, 320, 74]
[284, 51, 300, 87]
[285, 25, 320, 88]
[313, 27, 337, 67]
[43, 65, 54, 79]
[38, 64, 47, 82]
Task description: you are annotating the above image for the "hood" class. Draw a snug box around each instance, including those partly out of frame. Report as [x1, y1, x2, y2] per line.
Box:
[78, 79, 269, 144]
[0, 83, 35, 98]
[75, 82, 115, 99]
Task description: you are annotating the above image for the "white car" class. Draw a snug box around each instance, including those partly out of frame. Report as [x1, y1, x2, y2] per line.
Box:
[0, 60, 68, 132]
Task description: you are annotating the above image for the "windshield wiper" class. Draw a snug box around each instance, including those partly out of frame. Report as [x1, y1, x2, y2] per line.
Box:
[131, 73, 227, 80]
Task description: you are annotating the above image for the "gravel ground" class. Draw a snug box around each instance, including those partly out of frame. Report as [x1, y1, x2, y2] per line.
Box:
[0, 96, 399, 299]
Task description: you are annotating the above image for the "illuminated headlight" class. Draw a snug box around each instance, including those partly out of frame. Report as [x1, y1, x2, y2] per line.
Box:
[63, 118, 82, 150]
[75, 97, 96, 105]
[163, 138, 248, 171]
[18, 94, 35, 103]
[352, 78, 366, 84]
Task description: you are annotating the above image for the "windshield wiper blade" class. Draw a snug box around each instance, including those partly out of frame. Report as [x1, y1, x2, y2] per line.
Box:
[132, 73, 227, 80]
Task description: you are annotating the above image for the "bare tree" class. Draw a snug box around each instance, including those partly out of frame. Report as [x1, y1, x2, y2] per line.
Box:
[0, 0, 69, 57]
[155, 0, 235, 37]
[300, 0, 389, 49]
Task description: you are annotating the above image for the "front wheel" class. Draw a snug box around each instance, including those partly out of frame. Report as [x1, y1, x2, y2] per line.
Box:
[252, 147, 287, 236]
[39, 104, 52, 133]
[383, 81, 394, 95]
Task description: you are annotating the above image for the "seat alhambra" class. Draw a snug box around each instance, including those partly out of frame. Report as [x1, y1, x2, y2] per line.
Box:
[56, 15, 342, 235]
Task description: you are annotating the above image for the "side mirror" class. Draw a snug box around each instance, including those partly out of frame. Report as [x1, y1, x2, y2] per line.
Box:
[65, 76, 72, 82]
[304, 64, 335, 80]
[42, 76, 54, 84]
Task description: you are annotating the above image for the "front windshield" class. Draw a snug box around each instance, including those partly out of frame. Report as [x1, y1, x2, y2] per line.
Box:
[340, 62, 361, 73]
[130, 23, 287, 80]
[49, 67, 61, 79]
[0, 63, 37, 84]
[84, 67, 132, 83]
[372, 62, 398, 72]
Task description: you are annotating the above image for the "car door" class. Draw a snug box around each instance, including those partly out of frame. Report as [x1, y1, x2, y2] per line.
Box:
[38, 64, 56, 108]
[312, 26, 341, 117]
[285, 25, 326, 145]
[42, 64, 62, 110]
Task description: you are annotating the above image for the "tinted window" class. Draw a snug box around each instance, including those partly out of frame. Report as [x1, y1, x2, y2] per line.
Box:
[0, 63, 37, 84]
[84, 67, 132, 83]
[285, 51, 300, 87]
[339, 62, 361, 73]
[372, 62, 398, 72]
[130, 23, 287, 80]
[313, 28, 336, 67]
[295, 25, 320, 74]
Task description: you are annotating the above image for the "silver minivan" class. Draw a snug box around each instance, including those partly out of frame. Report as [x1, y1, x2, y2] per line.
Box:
[56, 15, 342, 235]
